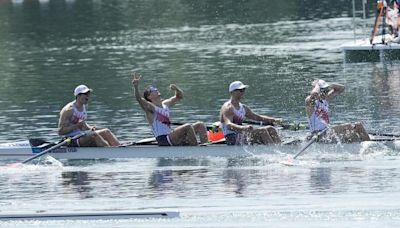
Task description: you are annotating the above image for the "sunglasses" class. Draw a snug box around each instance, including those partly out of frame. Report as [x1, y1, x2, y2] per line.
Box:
[78, 92, 91, 96]
[147, 86, 158, 93]
[235, 88, 246, 92]
[320, 88, 329, 94]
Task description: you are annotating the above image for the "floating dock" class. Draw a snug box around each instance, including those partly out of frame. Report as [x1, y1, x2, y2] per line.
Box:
[341, 36, 400, 62]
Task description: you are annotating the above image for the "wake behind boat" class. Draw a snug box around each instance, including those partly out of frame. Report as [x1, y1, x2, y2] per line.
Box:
[0, 136, 399, 160]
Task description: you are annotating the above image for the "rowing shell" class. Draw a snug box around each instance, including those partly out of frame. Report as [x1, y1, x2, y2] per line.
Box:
[0, 138, 399, 160]
[0, 211, 179, 221]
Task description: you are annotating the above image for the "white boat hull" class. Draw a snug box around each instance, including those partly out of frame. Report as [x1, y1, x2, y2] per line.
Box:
[0, 139, 398, 160]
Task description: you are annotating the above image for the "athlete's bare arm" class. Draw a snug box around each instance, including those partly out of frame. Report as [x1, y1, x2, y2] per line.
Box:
[325, 82, 345, 101]
[58, 104, 87, 135]
[220, 103, 252, 132]
[244, 105, 281, 126]
[132, 73, 156, 114]
[163, 84, 183, 108]
[305, 89, 319, 118]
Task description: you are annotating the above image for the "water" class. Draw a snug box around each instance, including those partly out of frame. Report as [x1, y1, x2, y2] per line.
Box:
[1, 155, 400, 227]
[1, 0, 400, 227]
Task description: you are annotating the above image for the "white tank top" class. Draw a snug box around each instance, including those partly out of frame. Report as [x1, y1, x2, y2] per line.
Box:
[65, 102, 87, 137]
[309, 100, 329, 132]
[221, 100, 246, 135]
[151, 104, 172, 137]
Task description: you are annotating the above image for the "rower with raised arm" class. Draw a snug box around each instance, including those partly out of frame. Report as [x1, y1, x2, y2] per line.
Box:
[132, 73, 208, 146]
[305, 79, 370, 143]
[219, 81, 282, 145]
[58, 85, 120, 147]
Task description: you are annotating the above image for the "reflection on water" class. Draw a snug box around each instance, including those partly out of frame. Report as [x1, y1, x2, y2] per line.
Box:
[148, 169, 174, 192]
[62, 171, 93, 199]
[369, 62, 400, 112]
[1, 156, 400, 227]
[2, 157, 400, 199]
[156, 157, 212, 167]
[223, 169, 255, 196]
[309, 167, 332, 192]
[365, 63, 400, 133]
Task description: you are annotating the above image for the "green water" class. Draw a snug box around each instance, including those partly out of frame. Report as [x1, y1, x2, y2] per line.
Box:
[1, 1, 400, 228]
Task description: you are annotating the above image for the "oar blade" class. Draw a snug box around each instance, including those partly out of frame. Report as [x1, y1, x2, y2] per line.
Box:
[280, 157, 297, 166]
[6, 162, 23, 168]
[280, 158, 318, 167]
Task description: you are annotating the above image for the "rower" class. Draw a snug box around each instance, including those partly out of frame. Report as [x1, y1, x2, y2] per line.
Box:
[58, 85, 120, 147]
[219, 81, 282, 145]
[305, 79, 370, 143]
[387, 0, 400, 39]
[131, 73, 208, 146]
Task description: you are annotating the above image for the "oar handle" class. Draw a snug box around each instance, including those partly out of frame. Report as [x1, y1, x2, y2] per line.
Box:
[171, 122, 215, 131]
[120, 137, 157, 147]
[172, 121, 308, 131]
[22, 132, 86, 164]
[280, 122, 308, 130]
[369, 132, 400, 138]
[242, 120, 308, 131]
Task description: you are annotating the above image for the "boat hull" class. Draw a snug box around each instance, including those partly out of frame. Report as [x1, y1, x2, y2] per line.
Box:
[0, 140, 398, 160]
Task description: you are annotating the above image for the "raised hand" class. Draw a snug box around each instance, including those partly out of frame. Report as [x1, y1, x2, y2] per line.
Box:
[311, 79, 319, 87]
[131, 72, 142, 87]
[170, 84, 178, 91]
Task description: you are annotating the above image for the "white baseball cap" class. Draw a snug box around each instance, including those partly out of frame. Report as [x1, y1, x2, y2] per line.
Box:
[229, 81, 249, 92]
[318, 80, 329, 89]
[74, 85, 92, 96]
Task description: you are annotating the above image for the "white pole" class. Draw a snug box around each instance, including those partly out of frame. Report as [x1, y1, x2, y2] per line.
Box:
[362, 0, 367, 36]
[353, 0, 357, 43]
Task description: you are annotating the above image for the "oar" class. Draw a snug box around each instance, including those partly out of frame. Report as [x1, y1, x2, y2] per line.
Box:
[370, 0, 385, 44]
[292, 128, 328, 159]
[368, 132, 400, 138]
[370, 138, 398, 142]
[20, 132, 86, 164]
[279, 127, 329, 167]
[120, 137, 157, 147]
[171, 122, 214, 131]
[172, 121, 308, 131]
[242, 120, 308, 131]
